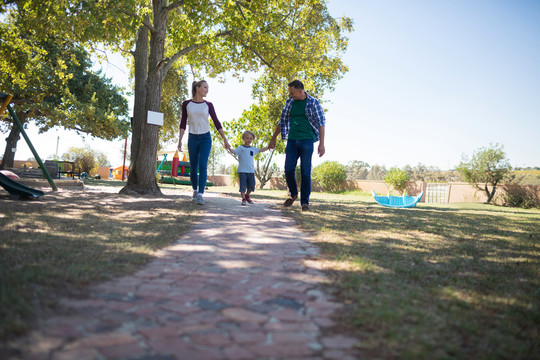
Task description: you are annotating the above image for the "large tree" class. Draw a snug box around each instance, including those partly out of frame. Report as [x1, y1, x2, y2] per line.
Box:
[3, 0, 352, 194]
[456, 143, 512, 203]
[0, 13, 130, 169]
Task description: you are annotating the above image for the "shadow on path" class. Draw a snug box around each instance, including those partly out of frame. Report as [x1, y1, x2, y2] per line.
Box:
[7, 193, 359, 360]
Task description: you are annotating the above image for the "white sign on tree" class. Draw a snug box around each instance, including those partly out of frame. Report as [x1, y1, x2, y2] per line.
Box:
[147, 111, 164, 126]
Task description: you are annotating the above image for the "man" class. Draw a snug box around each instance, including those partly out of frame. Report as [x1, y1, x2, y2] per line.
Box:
[269, 80, 326, 211]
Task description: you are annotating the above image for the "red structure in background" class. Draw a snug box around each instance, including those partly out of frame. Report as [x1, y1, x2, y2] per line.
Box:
[171, 151, 179, 177]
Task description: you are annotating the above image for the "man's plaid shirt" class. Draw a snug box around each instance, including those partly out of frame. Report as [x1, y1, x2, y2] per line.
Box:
[278, 93, 326, 142]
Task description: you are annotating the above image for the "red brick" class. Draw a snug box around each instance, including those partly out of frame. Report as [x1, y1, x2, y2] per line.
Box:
[222, 307, 268, 323]
[223, 345, 256, 360]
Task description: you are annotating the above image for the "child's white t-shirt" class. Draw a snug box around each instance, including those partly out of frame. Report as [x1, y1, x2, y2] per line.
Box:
[234, 145, 260, 173]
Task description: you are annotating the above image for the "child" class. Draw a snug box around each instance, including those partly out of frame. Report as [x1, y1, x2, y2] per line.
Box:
[230, 130, 269, 205]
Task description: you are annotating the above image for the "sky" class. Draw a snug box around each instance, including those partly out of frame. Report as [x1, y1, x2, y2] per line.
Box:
[7, 0, 540, 170]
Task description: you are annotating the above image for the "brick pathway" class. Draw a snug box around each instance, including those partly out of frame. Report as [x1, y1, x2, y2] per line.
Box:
[7, 192, 360, 360]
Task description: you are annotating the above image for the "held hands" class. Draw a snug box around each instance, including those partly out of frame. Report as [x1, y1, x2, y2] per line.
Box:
[268, 138, 277, 149]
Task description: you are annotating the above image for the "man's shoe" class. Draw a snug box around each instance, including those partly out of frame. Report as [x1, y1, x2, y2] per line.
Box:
[284, 196, 298, 207]
[301, 204, 310, 212]
[241, 199, 247, 206]
[196, 194, 205, 205]
[246, 195, 254, 204]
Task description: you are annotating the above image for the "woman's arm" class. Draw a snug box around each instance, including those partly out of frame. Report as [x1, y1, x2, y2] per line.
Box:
[177, 128, 186, 152]
[217, 128, 231, 150]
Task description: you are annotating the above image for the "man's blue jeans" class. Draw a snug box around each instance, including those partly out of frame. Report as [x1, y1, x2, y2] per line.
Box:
[188, 132, 212, 194]
[284, 139, 314, 205]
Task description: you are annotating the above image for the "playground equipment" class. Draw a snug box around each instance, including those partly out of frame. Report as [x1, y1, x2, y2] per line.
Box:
[0, 92, 54, 198]
[372, 191, 424, 208]
[0, 171, 45, 199]
[156, 151, 213, 186]
[113, 166, 129, 180]
[156, 151, 190, 177]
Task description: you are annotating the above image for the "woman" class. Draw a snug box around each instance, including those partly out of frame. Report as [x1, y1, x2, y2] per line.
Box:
[177, 80, 231, 205]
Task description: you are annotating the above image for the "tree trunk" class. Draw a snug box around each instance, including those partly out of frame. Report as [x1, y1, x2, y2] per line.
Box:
[0, 111, 25, 170]
[486, 180, 498, 203]
[120, 9, 164, 196]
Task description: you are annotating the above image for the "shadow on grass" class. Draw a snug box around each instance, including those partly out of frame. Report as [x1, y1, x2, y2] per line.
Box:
[282, 198, 540, 359]
[0, 190, 201, 340]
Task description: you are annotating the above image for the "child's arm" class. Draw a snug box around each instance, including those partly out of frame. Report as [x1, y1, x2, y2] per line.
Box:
[259, 146, 270, 153]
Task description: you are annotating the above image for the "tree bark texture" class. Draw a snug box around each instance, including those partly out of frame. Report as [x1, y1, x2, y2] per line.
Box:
[120, 2, 172, 196]
[120, 13, 161, 195]
[0, 112, 25, 170]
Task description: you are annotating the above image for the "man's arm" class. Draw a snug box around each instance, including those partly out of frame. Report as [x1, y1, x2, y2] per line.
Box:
[269, 124, 281, 149]
[318, 125, 325, 157]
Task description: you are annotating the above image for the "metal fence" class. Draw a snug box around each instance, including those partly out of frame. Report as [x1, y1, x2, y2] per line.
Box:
[425, 183, 448, 203]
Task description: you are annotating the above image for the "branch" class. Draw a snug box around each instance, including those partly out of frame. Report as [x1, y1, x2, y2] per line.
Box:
[162, 30, 233, 77]
[115, 7, 157, 33]
[235, 1, 247, 20]
[240, 42, 275, 69]
[162, 44, 203, 78]
[150, 57, 170, 78]
[165, 1, 184, 13]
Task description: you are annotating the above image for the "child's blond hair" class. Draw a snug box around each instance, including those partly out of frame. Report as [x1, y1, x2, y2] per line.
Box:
[242, 130, 256, 140]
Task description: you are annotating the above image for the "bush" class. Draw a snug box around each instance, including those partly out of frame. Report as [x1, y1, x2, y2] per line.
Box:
[384, 167, 409, 194]
[230, 163, 239, 186]
[499, 184, 540, 209]
[313, 161, 347, 192]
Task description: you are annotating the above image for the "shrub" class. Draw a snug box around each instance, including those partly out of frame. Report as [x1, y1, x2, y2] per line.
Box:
[229, 163, 239, 185]
[499, 184, 540, 209]
[313, 161, 347, 192]
[384, 167, 409, 194]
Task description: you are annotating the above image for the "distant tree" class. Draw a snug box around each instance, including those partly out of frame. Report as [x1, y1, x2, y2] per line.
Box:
[456, 143, 512, 203]
[384, 167, 409, 194]
[346, 160, 370, 180]
[367, 164, 387, 180]
[62, 147, 108, 175]
[225, 104, 283, 189]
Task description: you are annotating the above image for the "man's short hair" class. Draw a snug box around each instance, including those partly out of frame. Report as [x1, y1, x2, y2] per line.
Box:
[288, 80, 304, 90]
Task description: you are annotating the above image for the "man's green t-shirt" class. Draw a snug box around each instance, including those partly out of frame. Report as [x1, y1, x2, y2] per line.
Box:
[288, 98, 315, 140]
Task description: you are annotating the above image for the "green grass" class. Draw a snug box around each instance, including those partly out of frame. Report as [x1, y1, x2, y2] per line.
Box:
[0, 182, 201, 340]
[1, 181, 539, 359]
[241, 189, 540, 360]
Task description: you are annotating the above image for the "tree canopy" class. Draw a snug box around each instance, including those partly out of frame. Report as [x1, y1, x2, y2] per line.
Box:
[1, 0, 353, 194]
[0, 7, 130, 168]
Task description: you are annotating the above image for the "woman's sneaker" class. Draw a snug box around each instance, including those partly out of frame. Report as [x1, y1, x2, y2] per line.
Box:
[192, 191, 198, 203]
[196, 194, 205, 205]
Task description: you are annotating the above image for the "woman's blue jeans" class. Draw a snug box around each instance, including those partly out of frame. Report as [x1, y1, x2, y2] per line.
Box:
[188, 132, 212, 194]
[284, 139, 314, 205]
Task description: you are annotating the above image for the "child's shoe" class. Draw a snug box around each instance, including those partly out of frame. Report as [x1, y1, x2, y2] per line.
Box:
[246, 195, 254, 204]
